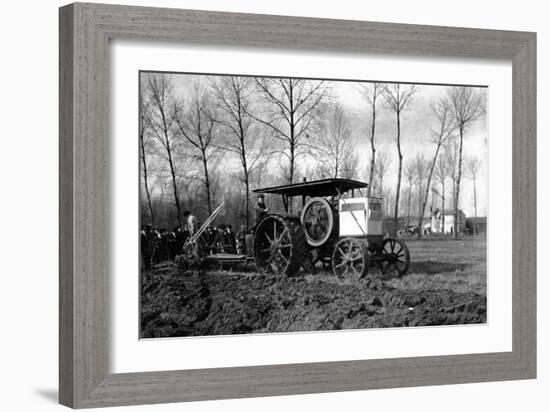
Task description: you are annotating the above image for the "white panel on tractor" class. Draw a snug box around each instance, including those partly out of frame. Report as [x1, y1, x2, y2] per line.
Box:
[339, 197, 383, 237]
[339, 198, 368, 236]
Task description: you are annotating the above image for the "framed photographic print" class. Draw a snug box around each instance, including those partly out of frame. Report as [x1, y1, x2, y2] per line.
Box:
[59, 2, 536, 408]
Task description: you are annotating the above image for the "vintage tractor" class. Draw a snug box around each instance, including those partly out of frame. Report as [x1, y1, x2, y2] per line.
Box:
[252, 178, 410, 280]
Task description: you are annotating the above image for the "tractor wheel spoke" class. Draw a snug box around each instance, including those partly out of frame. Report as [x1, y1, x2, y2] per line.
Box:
[276, 251, 289, 266]
[277, 229, 289, 243]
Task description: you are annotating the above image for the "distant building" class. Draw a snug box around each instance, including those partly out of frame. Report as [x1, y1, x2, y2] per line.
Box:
[384, 216, 431, 236]
[408, 218, 432, 236]
[421, 218, 432, 235]
[430, 209, 466, 234]
[382, 217, 408, 236]
[381, 210, 476, 236]
[466, 216, 487, 235]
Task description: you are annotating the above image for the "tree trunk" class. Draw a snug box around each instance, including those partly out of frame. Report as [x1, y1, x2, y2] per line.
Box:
[473, 177, 477, 236]
[407, 184, 412, 228]
[417, 144, 442, 239]
[452, 177, 456, 235]
[417, 180, 422, 237]
[288, 83, 295, 212]
[367, 100, 377, 197]
[166, 145, 181, 227]
[202, 152, 212, 215]
[237, 115, 250, 230]
[244, 172, 250, 230]
[140, 133, 155, 227]
[454, 125, 464, 239]
[394, 111, 403, 236]
[441, 181, 445, 234]
[289, 146, 295, 184]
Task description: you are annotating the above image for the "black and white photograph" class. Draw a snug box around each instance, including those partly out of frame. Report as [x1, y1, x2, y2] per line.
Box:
[139, 71, 488, 338]
[1, 0, 543, 410]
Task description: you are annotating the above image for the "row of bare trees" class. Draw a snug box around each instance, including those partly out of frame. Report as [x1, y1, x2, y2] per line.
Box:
[360, 83, 485, 238]
[398, 143, 482, 235]
[140, 72, 485, 237]
[140, 73, 331, 230]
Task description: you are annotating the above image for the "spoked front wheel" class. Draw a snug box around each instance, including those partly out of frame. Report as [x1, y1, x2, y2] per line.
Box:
[331, 237, 369, 281]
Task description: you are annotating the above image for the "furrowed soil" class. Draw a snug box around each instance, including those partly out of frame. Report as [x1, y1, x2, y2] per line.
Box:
[141, 238, 487, 338]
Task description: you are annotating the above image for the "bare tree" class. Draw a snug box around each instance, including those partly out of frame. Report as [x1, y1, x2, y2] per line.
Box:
[359, 83, 385, 196]
[144, 73, 182, 226]
[373, 148, 391, 198]
[466, 156, 482, 235]
[249, 78, 329, 186]
[175, 82, 218, 215]
[340, 152, 358, 180]
[210, 76, 268, 229]
[139, 100, 155, 226]
[413, 154, 429, 234]
[416, 98, 455, 238]
[383, 84, 419, 235]
[447, 86, 485, 238]
[444, 137, 460, 235]
[434, 153, 449, 233]
[403, 159, 416, 229]
[313, 103, 355, 178]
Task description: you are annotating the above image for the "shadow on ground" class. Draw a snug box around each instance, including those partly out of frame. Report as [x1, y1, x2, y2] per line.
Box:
[35, 389, 58, 403]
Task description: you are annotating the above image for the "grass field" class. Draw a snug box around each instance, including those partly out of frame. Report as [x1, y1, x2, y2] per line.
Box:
[303, 237, 486, 293]
[387, 238, 487, 295]
[140, 237, 487, 337]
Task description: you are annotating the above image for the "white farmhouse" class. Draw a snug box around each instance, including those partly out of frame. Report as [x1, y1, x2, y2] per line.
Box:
[430, 209, 466, 234]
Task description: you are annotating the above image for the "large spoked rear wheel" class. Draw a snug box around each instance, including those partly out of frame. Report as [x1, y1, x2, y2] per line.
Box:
[254, 214, 306, 276]
[331, 237, 369, 281]
[379, 238, 410, 277]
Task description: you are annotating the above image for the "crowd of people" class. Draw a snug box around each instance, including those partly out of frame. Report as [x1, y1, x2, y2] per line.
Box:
[140, 221, 248, 269]
[140, 195, 270, 270]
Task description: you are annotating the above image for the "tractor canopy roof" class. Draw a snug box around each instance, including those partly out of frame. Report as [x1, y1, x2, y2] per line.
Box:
[253, 178, 368, 198]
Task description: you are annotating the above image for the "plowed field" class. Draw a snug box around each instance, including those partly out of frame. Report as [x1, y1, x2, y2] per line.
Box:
[140, 238, 487, 338]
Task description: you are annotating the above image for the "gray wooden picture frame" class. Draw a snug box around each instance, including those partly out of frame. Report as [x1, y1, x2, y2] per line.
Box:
[59, 2, 536, 408]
